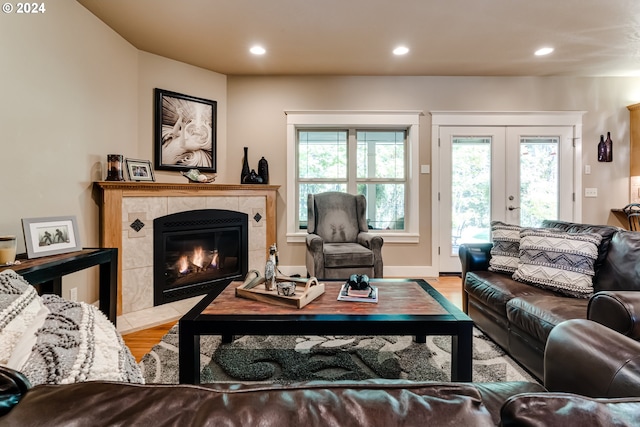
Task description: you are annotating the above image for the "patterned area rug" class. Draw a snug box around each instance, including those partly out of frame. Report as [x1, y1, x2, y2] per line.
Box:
[140, 326, 538, 385]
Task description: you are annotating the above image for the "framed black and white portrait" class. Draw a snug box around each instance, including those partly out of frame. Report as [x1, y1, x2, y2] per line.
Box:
[154, 88, 217, 173]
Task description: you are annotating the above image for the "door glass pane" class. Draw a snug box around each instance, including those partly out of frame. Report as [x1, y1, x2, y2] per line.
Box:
[451, 137, 491, 255]
[520, 137, 559, 227]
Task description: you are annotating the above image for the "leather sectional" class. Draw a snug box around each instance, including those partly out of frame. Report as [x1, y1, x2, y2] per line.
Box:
[460, 219, 640, 381]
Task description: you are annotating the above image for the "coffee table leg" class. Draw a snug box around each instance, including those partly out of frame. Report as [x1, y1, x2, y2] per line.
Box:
[222, 334, 233, 343]
[450, 324, 473, 382]
[414, 335, 426, 343]
[179, 321, 200, 384]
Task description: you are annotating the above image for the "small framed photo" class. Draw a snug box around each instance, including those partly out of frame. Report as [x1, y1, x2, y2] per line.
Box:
[125, 158, 155, 182]
[154, 88, 217, 173]
[22, 216, 82, 259]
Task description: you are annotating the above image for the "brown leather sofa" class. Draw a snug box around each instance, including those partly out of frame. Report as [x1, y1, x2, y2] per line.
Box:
[3, 316, 640, 425]
[460, 220, 640, 381]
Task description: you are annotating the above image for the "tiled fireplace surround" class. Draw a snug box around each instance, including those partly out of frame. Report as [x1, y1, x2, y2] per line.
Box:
[95, 182, 279, 333]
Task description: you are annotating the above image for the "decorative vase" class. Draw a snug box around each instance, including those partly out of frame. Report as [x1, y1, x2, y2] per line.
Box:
[241, 147, 250, 183]
[258, 156, 269, 184]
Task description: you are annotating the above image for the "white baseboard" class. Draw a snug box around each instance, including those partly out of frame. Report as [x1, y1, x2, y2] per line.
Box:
[278, 265, 440, 279]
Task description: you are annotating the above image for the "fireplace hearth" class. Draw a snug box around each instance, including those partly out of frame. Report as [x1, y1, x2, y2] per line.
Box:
[154, 209, 248, 306]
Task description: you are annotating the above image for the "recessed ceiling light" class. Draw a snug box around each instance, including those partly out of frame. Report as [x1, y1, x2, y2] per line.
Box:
[393, 46, 409, 56]
[250, 46, 266, 55]
[534, 47, 554, 56]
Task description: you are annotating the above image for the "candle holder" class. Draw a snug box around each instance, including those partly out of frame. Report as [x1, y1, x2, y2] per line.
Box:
[106, 154, 125, 181]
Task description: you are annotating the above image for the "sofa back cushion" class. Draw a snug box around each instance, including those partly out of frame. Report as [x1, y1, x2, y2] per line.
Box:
[596, 231, 640, 292]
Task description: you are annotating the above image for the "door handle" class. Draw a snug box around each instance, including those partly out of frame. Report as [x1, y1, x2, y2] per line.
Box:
[508, 205, 520, 211]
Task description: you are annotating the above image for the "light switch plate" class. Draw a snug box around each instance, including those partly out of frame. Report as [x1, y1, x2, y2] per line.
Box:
[420, 165, 430, 174]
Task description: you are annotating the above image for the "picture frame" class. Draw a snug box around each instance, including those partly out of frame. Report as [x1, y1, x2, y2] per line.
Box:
[125, 158, 155, 182]
[154, 88, 217, 173]
[21, 216, 82, 259]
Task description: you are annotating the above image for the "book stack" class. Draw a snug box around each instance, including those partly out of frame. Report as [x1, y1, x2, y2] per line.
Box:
[337, 283, 378, 303]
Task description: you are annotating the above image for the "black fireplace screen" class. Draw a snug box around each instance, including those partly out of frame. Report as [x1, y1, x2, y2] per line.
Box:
[154, 209, 248, 306]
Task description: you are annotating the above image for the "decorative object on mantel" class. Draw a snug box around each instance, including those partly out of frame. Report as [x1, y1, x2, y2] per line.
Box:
[241, 147, 270, 184]
[258, 156, 269, 184]
[125, 158, 155, 182]
[598, 132, 613, 162]
[154, 88, 217, 173]
[105, 154, 125, 181]
[235, 270, 325, 309]
[241, 146, 250, 183]
[182, 168, 216, 183]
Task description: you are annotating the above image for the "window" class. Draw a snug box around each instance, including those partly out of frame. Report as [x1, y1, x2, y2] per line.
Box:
[286, 111, 421, 243]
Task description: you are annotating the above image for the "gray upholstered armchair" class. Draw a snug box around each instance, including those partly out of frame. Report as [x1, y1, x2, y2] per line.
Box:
[306, 192, 383, 279]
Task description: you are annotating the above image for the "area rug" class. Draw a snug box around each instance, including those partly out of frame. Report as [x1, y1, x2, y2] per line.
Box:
[140, 326, 537, 385]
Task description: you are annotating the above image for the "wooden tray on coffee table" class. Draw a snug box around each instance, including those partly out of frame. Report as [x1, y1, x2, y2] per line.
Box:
[235, 270, 325, 309]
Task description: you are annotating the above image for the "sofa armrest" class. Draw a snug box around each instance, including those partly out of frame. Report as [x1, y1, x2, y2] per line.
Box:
[458, 243, 493, 279]
[588, 291, 640, 340]
[0, 366, 31, 416]
[544, 319, 640, 398]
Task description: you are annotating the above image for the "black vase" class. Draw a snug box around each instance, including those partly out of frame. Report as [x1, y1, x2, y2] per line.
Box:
[241, 147, 250, 183]
[258, 156, 269, 184]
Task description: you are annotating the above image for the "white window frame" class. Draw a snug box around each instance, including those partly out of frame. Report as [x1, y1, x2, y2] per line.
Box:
[286, 110, 422, 243]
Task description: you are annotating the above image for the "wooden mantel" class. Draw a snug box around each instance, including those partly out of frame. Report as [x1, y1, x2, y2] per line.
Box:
[94, 181, 280, 315]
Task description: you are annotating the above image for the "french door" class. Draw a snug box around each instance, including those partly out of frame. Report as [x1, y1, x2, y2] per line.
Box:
[438, 125, 575, 272]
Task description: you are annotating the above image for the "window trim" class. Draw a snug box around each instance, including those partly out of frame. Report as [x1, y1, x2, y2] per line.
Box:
[286, 110, 422, 243]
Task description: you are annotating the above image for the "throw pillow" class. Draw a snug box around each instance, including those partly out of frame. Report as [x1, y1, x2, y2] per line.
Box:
[7, 293, 144, 386]
[512, 228, 602, 298]
[0, 270, 49, 365]
[488, 221, 522, 274]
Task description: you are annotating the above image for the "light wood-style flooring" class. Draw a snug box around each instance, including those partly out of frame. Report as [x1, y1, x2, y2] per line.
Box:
[122, 276, 463, 362]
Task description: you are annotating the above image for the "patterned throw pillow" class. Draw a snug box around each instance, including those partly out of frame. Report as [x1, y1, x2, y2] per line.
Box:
[488, 221, 522, 274]
[0, 270, 49, 365]
[513, 228, 603, 298]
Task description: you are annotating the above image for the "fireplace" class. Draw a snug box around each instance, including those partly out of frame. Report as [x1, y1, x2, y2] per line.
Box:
[153, 209, 248, 306]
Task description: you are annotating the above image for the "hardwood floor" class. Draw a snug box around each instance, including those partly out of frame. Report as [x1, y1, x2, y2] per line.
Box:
[122, 276, 463, 362]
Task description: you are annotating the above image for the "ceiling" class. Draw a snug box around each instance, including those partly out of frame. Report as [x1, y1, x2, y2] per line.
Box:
[77, 0, 640, 77]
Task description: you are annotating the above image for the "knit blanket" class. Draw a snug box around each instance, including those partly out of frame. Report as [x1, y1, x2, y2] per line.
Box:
[0, 270, 143, 386]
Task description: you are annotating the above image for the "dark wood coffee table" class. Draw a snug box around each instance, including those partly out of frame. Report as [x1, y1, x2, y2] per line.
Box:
[178, 278, 473, 384]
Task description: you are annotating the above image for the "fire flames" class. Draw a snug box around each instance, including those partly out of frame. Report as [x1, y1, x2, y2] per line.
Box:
[176, 247, 219, 275]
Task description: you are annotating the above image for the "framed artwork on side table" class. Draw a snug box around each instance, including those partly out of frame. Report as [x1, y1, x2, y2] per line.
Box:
[125, 158, 155, 182]
[22, 216, 82, 259]
[154, 88, 217, 173]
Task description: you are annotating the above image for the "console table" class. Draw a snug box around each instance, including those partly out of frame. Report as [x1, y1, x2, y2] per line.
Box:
[0, 248, 117, 325]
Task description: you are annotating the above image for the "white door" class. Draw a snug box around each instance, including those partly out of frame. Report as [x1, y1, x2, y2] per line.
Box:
[438, 126, 575, 272]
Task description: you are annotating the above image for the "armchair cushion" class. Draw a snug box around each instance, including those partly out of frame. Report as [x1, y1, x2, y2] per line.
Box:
[323, 243, 374, 268]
